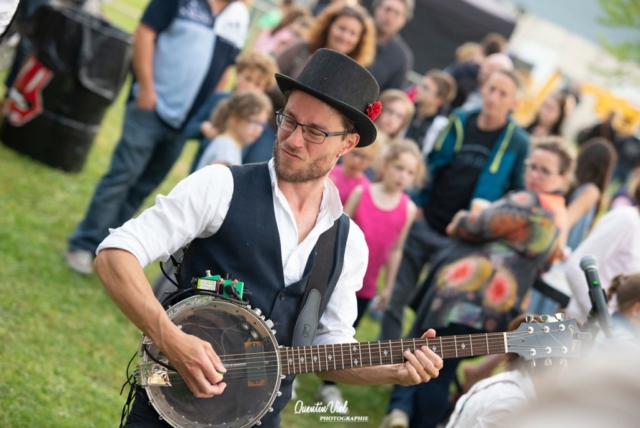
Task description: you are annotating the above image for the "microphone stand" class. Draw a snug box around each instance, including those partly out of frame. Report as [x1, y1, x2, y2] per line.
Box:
[581, 279, 614, 357]
[581, 307, 602, 357]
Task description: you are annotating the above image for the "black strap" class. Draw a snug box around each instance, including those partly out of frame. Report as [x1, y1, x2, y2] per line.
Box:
[292, 219, 339, 347]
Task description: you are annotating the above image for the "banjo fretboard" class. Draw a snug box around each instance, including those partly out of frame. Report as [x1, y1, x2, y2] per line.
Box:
[280, 333, 508, 376]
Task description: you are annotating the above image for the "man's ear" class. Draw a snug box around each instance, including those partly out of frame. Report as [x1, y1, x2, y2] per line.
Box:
[340, 133, 360, 155]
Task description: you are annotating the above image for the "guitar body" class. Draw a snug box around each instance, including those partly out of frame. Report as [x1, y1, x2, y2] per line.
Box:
[140, 295, 282, 428]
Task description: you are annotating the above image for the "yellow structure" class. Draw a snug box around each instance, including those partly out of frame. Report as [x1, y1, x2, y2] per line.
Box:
[580, 83, 640, 136]
[512, 71, 640, 136]
[512, 70, 562, 126]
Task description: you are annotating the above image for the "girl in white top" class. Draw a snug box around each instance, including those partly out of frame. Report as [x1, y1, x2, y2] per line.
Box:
[196, 90, 272, 169]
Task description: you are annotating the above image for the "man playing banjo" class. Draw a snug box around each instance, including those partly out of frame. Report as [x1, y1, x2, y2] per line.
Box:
[94, 48, 443, 427]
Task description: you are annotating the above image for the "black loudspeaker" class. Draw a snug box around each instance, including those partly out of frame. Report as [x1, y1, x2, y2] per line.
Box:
[1, 3, 132, 172]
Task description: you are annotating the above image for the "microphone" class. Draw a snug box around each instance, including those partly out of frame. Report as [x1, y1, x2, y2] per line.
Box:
[579, 255, 613, 338]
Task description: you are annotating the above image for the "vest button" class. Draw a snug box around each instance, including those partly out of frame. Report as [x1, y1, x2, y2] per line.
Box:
[279, 292, 286, 300]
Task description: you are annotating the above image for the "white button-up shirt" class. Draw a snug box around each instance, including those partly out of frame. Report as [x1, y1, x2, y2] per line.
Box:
[97, 160, 367, 345]
[446, 369, 536, 428]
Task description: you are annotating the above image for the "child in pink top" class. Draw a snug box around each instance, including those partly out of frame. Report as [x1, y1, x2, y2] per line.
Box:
[329, 135, 382, 205]
[344, 139, 426, 327]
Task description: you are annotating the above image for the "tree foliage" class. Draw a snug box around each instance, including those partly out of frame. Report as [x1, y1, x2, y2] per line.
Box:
[597, 0, 640, 65]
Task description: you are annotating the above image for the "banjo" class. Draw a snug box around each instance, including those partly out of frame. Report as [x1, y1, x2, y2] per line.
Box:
[134, 293, 586, 428]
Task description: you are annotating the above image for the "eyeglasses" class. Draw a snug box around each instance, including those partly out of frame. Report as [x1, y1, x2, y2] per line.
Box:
[348, 151, 374, 162]
[379, 5, 404, 18]
[247, 118, 267, 129]
[525, 160, 558, 177]
[275, 110, 349, 144]
[382, 108, 406, 121]
[419, 82, 434, 94]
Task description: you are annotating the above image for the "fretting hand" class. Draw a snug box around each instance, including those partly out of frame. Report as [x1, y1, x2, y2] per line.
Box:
[394, 329, 443, 386]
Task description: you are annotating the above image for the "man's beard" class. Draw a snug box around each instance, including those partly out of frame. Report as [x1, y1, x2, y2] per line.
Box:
[272, 138, 337, 183]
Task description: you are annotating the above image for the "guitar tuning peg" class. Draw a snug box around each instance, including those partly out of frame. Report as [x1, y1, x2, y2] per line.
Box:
[525, 315, 534, 323]
[254, 308, 262, 317]
[540, 314, 553, 323]
[545, 358, 552, 366]
[555, 312, 565, 321]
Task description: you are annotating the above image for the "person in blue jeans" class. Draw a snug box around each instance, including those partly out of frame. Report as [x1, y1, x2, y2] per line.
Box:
[66, 0, 240, 274]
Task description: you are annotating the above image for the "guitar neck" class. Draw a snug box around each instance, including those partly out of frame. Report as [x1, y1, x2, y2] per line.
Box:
[280, 332, 507, 376]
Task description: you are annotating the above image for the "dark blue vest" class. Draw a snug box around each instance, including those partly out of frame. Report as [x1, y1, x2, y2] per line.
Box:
[179, 162, 350, 427]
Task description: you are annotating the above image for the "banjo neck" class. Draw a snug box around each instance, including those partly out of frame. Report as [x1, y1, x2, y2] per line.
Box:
[280, 315, 584, 376]
[280, 333, 509, 376]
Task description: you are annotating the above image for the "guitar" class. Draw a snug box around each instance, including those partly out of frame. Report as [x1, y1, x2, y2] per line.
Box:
[134, 294, 586, 428]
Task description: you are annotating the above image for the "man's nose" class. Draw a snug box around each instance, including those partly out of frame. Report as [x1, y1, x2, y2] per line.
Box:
[286, 125, 306, 147]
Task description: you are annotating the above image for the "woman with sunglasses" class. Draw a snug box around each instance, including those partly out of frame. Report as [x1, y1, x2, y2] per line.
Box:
[381, 137, 574, 428]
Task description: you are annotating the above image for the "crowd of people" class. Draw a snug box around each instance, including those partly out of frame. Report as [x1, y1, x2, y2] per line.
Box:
[15, 0, 635, 426]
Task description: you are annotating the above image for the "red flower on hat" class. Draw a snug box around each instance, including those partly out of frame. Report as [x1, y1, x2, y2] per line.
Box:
[366, 101, 382, 121]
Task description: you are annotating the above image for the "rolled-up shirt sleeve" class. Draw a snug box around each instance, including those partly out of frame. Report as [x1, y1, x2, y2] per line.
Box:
[313, 219, 367, 346]
[96, 165, 234, 267]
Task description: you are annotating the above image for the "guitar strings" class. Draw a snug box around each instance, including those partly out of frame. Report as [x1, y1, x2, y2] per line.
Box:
[144, 342, 567, 385]
[143, 341, 571, 383]
[145, 339, 567, 368]
[170, 332, 520, 361]
[139, 328, 571, 387]
[143, 343, 569, 381]
[152, 328, 567, 365]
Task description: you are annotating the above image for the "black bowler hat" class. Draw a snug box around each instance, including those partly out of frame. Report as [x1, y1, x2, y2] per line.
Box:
[275, 49, 380, 147]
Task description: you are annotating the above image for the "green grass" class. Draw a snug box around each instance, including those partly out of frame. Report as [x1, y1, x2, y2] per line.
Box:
[0, 1, 419, 427]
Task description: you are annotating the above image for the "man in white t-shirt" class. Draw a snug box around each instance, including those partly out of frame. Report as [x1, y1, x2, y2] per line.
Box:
[214, 0, 249, 49]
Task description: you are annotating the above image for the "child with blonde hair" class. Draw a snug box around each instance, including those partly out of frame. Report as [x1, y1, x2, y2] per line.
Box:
[375, 90, 415, 142]
[184, 50, 278, 170]
[196, 90, 272, 168]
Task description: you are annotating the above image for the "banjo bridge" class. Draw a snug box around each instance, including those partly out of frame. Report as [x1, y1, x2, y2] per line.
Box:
[245, 341, 267, 387]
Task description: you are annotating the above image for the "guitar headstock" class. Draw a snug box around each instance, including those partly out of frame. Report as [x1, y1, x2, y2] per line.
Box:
[506, 314, 589, 362]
